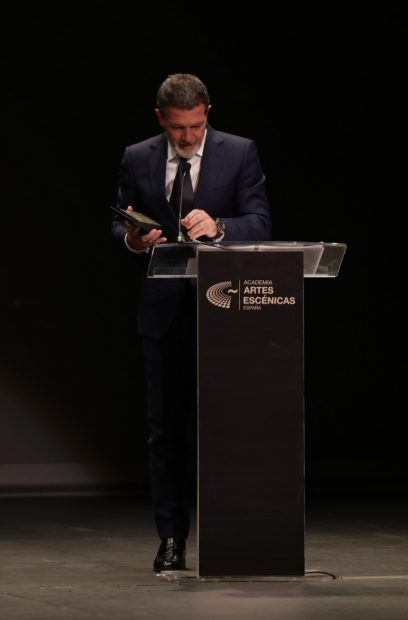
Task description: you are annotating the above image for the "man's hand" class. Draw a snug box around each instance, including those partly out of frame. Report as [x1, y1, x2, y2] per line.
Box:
[125, 206, 167, 250]
[180, 209, 217, 240]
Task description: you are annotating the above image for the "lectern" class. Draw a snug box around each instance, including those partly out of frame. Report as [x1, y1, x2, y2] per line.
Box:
[148, 241, 346, 577]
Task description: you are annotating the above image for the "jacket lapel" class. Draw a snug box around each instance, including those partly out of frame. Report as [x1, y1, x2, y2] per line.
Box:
[194, 126, 224, 212]
[148, 135, 179, 226]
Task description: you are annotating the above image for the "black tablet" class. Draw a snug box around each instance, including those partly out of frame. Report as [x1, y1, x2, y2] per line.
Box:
[110, 206, 162, 232]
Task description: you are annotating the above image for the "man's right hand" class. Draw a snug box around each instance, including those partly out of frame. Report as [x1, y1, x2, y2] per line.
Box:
[125, 206, 167, 251]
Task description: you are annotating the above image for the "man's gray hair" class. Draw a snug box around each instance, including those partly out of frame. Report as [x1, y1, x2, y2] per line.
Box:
[156, 73, 210, 114]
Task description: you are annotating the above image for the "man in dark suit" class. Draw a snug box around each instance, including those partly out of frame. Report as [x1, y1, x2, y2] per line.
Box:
[112, 73, 271, 571]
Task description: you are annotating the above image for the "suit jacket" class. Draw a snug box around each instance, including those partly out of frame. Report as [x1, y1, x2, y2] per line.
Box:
[112, 125, 272, 338]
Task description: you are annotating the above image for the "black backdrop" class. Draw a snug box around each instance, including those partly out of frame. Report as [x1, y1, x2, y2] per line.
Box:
[1, 6, 406, 496]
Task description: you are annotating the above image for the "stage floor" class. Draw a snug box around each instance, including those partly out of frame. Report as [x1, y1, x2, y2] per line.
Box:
[0, 494, 407, 619]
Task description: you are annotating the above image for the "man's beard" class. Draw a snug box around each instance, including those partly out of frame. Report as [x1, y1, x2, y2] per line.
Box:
[175, 142, 201, 159]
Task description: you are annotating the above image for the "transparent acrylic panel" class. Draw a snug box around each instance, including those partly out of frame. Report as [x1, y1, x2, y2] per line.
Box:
[147, 242, 347, 279]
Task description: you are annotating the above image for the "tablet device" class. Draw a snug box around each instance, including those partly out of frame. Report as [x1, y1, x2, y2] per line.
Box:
[110, 206, 162, 232]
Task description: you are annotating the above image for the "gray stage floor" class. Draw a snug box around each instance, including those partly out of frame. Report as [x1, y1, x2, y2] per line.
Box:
[0, 494, 407, 619]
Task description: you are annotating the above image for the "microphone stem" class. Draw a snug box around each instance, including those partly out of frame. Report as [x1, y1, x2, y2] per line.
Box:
[177, 170, 187, 243]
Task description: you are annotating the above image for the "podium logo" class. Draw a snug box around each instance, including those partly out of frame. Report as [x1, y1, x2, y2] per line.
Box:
[206, 281, 238, 309]
[206, 278, 296, 311]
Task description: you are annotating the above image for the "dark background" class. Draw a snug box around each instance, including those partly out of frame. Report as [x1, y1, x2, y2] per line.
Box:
[1, 6, 406, 497]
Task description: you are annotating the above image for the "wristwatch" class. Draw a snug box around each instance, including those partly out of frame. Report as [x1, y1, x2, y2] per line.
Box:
[212, 217, 226, 241]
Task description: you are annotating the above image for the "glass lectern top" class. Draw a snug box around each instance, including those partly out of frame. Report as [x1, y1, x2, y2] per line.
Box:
[147, 241, 347, 279]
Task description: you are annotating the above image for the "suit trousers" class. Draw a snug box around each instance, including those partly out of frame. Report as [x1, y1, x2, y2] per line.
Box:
[141, 281, 197, 540]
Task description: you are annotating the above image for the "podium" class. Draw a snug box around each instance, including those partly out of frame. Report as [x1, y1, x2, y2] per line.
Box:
[148, 241, 346, 577]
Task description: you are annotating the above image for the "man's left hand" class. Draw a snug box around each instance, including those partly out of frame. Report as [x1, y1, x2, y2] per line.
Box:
[180, 209, 217, 240]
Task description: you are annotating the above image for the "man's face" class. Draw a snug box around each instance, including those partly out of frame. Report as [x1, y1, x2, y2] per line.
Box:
[155, 103, 210, 158]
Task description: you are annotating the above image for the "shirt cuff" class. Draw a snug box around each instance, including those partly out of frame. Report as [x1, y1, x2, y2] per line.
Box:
[212, 232, 225, 242]
[124, 233, 150, 254]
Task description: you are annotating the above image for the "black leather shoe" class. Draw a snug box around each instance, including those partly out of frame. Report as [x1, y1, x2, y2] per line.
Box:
[153, 537, 186, 571]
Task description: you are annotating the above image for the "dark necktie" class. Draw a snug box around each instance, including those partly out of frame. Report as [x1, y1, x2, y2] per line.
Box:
[170, 157, 194, 217]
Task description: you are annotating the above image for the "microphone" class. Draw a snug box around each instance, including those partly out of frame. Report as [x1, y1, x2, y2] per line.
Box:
[177, 161, 191, 243]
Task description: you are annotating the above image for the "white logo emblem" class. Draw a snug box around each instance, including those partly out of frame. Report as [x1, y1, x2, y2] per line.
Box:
[206, 281, 238, 309]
